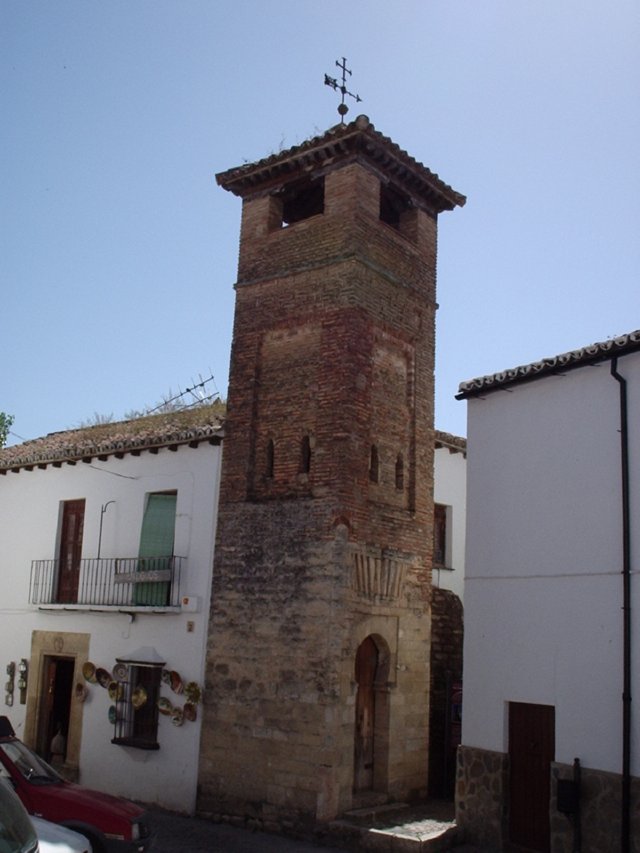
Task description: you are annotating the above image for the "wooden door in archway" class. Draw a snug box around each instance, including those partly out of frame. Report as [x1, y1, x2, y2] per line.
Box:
[354, 636, 378, 791]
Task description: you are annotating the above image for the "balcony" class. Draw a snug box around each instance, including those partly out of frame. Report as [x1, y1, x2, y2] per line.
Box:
[29, 556, 184, 611]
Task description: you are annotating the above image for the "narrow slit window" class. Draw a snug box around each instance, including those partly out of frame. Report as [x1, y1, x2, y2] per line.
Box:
[300, 435, 312, 474]
[369, 445, 379, 484]
[395, 454, 404, 490]
[266, 439, 275, 479]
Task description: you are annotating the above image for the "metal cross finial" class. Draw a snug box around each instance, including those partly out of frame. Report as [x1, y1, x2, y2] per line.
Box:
[324, 57, 362, 124]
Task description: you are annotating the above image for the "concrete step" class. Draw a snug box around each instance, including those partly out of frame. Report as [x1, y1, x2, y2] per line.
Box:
[324, 801, 461, 852]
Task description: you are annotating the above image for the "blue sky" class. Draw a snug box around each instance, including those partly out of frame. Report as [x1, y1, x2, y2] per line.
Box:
[2, 0, 639, 445]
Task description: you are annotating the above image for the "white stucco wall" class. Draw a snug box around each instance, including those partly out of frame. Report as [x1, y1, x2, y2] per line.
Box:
[461, 351, 640, 776]
[0, 441, 221, 813]
[433, 443, 466, 602]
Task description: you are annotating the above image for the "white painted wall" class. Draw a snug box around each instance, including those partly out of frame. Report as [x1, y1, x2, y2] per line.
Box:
[0, 442, 221, 813]
[433, 443, 466, 602]
[462, 352, 640, 776]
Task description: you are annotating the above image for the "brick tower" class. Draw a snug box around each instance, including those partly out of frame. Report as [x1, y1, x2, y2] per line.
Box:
[198, 115, 465, 828]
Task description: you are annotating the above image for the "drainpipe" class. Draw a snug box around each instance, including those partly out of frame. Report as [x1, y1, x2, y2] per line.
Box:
[610, 358, 631, 853]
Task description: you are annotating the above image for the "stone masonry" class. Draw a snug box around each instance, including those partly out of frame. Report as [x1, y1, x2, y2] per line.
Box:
[197, 116, 465, 831]
[456, 746, 640, 852]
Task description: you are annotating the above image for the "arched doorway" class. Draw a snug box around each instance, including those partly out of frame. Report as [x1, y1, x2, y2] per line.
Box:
[353, 634, 390, 794]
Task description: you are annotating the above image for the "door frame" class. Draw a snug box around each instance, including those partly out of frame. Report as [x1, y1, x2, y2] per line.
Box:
[24, 631, 90, 777]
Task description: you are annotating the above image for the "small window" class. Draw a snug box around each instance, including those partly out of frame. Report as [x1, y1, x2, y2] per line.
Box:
[395, 453, 404, 490]
[380, 184, 412, 229]
[433, 503, 448, 567]
[300, 435, 312, 474]
[266, 439, 275, 479]
[111, 665, 161, 750]
[369, 445, 379, 484]
[280, 177, 324, 227]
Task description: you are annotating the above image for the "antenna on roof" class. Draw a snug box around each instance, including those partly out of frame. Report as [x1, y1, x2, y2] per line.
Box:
[324, 57, 362, 124]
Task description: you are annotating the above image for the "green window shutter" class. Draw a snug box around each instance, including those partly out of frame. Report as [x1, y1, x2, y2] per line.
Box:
[135, 492, 177, 606]
[139, 493, 177, 558]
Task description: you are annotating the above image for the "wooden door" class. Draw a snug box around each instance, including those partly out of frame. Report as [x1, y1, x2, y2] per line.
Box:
[509, 702, 555, 852]
[57, 499, 85, 603]
[354, 636, 378, 791]
[37, 657, 74, 762]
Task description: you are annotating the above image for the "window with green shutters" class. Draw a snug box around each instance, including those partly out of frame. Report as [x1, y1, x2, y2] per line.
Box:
[134, 491, 177, 606]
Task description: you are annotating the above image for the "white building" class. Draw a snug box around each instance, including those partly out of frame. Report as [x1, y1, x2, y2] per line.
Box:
[456, 331, 640, 853]
[0, 406, 223, 814]
[433, 431, 467, 602]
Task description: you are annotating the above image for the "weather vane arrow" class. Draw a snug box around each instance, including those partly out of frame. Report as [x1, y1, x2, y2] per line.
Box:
[324, 57, 362, 123]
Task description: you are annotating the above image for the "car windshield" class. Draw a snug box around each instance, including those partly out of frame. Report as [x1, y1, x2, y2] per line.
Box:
[0, 741, 62, 785]
[0, 779, 38, 853]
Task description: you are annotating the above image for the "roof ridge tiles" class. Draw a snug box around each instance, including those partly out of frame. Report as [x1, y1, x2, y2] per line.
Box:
[457, 329, 640, 399]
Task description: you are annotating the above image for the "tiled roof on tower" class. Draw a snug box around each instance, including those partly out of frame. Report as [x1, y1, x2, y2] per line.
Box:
[216, 115, 466, 214]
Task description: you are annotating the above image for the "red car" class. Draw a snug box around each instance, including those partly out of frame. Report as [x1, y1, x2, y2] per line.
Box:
[0, 717, 151, 853]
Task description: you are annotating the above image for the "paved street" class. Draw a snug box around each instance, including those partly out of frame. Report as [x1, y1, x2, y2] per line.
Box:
[148, 808, 344, 852]
[147, 808, 484, 852]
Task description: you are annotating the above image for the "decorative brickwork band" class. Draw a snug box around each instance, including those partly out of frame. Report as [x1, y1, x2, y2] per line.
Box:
[351, 548, 408, 601]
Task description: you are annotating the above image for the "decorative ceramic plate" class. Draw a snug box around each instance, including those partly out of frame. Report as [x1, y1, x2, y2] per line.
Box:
[183, 702, 197, 723]
[82, 662, 97, 684]
[108, 705, 117, 725]
[184, 682, 201, 704]
[96, 668, 112, 688]
[170, 671, 184, 695]
[132, 685, 148, 710]
[171, 708, 184, 727]
[161, 669, 171, 685]
[108, 681, 124, 702]
[113, 663, 128, 682]
[74, 683, 88, 702]
[157, 697, 173, 716]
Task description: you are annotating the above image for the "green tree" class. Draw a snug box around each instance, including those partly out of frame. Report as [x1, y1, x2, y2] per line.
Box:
[0, 412, 15, 448]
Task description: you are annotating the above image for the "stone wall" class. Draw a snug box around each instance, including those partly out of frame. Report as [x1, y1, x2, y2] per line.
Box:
[551, 762, 640, 853]
[455, 745, 507, 849]
[456, 746, 640, 852]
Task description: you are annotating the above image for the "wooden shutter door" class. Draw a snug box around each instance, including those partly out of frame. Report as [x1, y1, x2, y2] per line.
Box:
[57, 499, 85, 603]
[134, 492, 177, 606]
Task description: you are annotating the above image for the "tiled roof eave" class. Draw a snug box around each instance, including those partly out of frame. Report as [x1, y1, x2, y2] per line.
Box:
[1, 430, 223, 474]
[216, 116, 465, 213]
[434, 430, 467, 455]
[457, 330, 640, 399]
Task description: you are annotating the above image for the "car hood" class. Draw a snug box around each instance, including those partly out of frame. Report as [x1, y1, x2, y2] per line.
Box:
[32, 816, 92, 853]
[41, 781, 143, 821]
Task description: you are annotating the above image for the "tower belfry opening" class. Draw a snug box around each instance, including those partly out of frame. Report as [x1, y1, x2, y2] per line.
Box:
[198, 114, 465, 829]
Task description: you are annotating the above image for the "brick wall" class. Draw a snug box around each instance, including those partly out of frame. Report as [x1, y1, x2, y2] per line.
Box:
[198, 131, 452, 828]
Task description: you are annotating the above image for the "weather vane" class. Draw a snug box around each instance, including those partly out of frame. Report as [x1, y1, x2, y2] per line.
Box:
[324, 57, 362, 124]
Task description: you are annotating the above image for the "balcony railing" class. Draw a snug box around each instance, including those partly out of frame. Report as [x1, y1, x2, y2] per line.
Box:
[29, 556, 184, 609]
